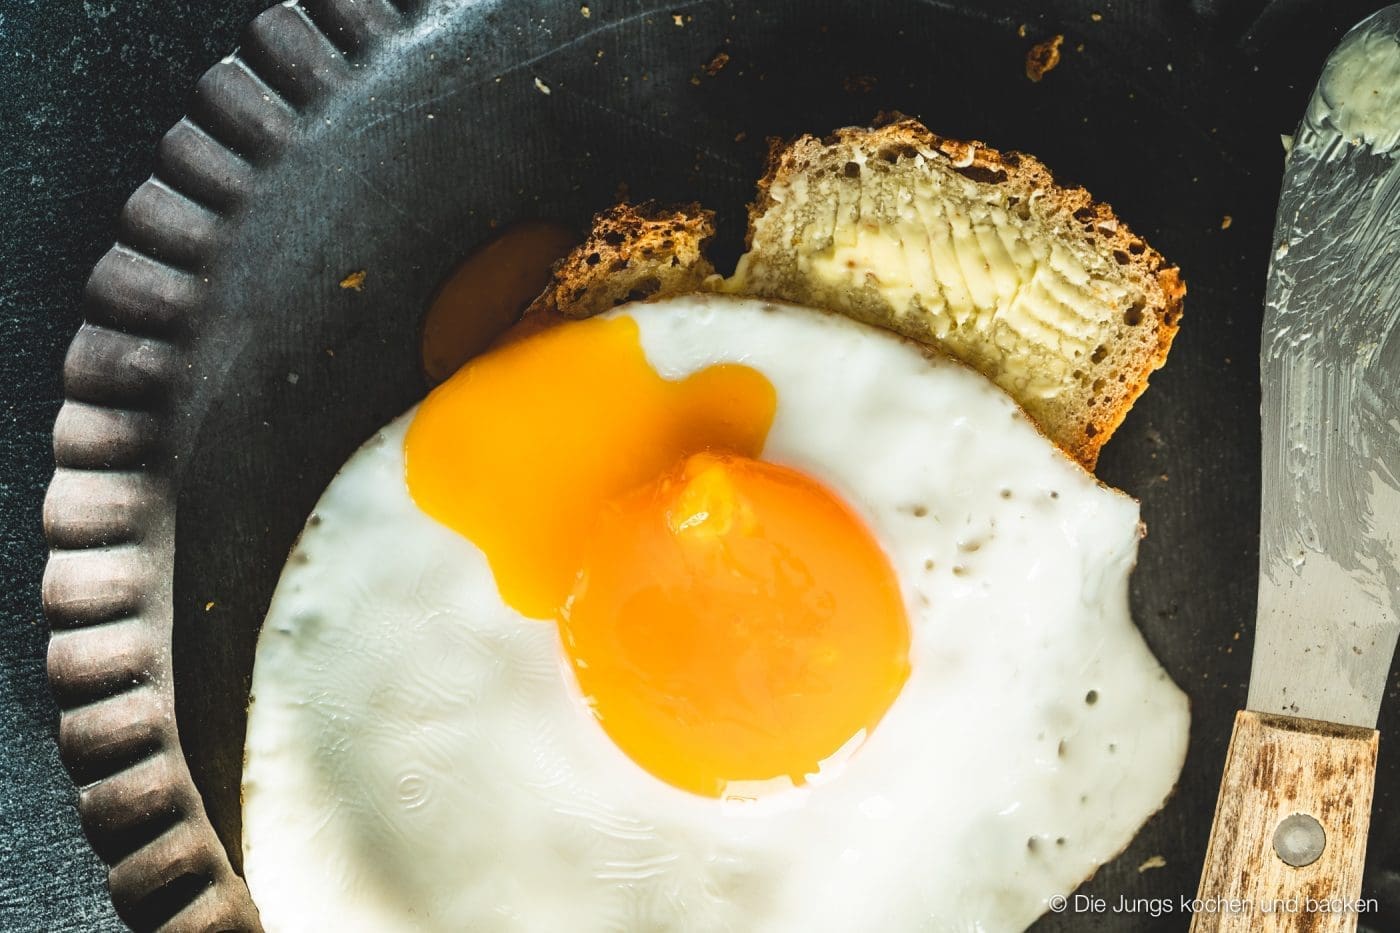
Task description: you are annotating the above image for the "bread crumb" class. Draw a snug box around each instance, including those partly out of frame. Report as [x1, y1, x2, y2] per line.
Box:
[842, 74, 878, 94]
[1026, 35, 1064, 82]
[526, 201, 717, 321]
[1220, 214, 1232, 230]
[580, 4, 590, 16]
[204, 601, 215, 612]
[1138, 855, 1167, 873]
[703, 50, 730, 75]
[1091, 11, 1103, 21]
[287, 372, 299, 385]
[1017, 23, 1028, 37]
[734, 131, 747, 143]
[339, 270, 366, 290]
[672, 13, 685, 26]
[534, 76, 552, 95]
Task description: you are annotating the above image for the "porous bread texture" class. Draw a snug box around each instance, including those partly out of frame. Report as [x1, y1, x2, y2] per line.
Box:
[528, 118, 1184, 470]
[526, 201, 716, 319]
[726, 119, 1183, 469]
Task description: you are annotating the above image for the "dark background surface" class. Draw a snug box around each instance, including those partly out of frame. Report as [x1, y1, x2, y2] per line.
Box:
[3, 3, 263, 930]
[3, 1, 1398, 931]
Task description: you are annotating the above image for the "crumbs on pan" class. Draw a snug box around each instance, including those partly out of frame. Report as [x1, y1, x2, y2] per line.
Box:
[1026, 34, 1064, 82]
[339, 270, 367, 291]
[704, 50, 730, 75]
[1137, 855, 1167, 873]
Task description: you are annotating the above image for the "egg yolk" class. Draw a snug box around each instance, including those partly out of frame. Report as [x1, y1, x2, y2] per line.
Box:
[564, 451, 911, 796]
[405, 314, 911, 797]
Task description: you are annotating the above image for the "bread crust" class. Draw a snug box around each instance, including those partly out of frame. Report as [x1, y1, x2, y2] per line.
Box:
[526, 201, 716, 319]
[524, 117, 1184, 471]
[745, 115, 1184, 468]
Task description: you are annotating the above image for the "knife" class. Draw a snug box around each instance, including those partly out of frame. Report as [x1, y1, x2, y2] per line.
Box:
[1192, 7, 1400, 932]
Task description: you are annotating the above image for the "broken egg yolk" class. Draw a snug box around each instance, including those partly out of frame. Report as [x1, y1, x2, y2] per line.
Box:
[405, 315, 910, 797]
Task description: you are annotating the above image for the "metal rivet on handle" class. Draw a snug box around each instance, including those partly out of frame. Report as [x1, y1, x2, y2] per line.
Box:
[1274, 813, 1326, 867]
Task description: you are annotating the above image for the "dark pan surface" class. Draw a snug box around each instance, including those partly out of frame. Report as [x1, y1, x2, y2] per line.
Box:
[46, 0, 1400, 929]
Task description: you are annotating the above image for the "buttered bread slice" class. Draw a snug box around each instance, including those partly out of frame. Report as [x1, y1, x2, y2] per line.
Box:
[721, 118, 1183, 468]
[528, 117, 1183, 470]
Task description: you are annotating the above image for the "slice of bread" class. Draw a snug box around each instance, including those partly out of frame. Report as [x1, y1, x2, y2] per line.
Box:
[723, 118, 1183, 468]
[528, 118, 1184, 470]
[526, 201, 716, 319]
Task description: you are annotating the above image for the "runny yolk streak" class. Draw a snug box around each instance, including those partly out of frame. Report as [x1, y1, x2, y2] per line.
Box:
[405, 315, 910, 797]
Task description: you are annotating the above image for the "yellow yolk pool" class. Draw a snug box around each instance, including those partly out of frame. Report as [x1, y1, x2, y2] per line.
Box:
[405, 314, 910, 796]
[564, 451, 911, 796]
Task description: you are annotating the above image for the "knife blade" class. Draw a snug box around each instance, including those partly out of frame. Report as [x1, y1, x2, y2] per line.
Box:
[1250, 5, 1400, 730]
[1191, 8, 1400, 932]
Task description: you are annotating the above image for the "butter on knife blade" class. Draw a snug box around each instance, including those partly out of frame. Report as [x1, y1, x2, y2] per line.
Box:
[1191, 8, 1400, 933]
[1251, 11, 1400, 731]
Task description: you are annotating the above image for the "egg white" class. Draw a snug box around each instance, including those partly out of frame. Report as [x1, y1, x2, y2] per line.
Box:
[242, 294, 1189, 932]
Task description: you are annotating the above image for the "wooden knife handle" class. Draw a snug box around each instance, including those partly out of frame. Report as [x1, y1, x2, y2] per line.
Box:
[1191, 710, 1378, 932]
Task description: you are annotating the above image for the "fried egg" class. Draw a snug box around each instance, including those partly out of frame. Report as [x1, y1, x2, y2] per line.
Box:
[242, 294, 1189, 932]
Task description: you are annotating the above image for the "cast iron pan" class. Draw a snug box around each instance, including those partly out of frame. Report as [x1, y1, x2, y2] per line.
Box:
[41, 0, 1400, 929]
